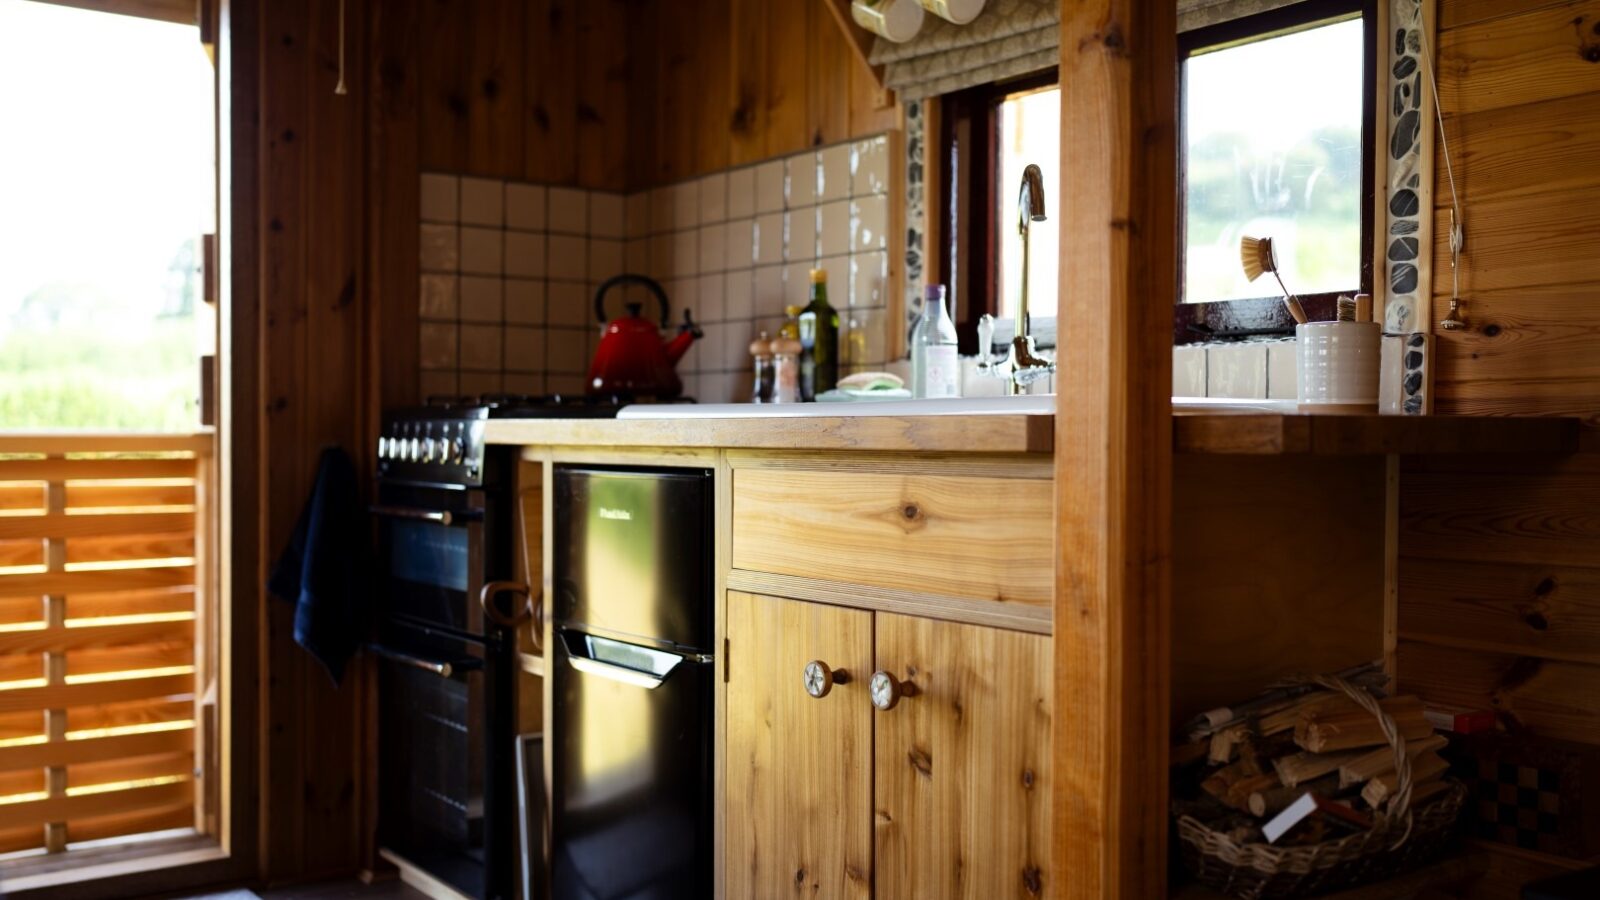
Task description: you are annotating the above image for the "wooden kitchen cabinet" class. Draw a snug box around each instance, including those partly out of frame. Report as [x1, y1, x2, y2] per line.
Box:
[725, 591, 875, 899]
[724, 592, 1053, 899]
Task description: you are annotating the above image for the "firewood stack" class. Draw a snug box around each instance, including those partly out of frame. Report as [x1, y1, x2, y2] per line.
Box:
[1172, 664, 1457, 848]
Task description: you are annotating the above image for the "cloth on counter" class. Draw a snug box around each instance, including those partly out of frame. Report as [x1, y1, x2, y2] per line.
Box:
[267, 446, 369, 685]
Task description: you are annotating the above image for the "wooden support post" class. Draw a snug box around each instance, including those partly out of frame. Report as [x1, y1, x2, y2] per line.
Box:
[44, 468, 67, 854]
[1053, 0, 1176, 898]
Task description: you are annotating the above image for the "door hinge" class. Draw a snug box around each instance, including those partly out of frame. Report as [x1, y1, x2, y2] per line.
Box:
[722, 637, 729, 683]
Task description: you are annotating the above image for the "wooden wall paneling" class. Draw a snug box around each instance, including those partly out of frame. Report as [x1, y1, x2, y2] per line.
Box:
[525, 0, 579, 184]
[467, 0, 525, 179]
[847, 51, 898, 142]
[1438, 0, 1570, 30]
[369, 0, 421, 413]
[259, 0, 312, 879]
[1431, 288, 1600, 418]
[417, 0, 469, 174]
[1439, 92, 1600, 204]
[1396, 639, 1600, 745]
[653, 0, 703, 183]
[1398, 556, 1600, 663]
[726, 0, 770, 168]
[1435, 0, 1600, 116]
[1053, 0, 1176, 897]
[807, 0, 851, 148]
[1400, 457, 1600, 567]
[691, 0, 733, 177]
[1171, 456, 1388, 725]
[1431, 186, 1600, 298]
[576, 0, 631, 190]
[762, 0, 811, 161]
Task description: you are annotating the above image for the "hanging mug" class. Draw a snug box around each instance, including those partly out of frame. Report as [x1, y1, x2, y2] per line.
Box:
[851, 0, 924, 43]
[920, 0, 986, 25]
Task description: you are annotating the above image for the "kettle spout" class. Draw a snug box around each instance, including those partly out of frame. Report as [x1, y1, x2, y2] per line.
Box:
[665, 308, 703, 366]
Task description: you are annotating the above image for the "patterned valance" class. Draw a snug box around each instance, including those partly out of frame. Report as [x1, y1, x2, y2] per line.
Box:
[872, 0, 1309, 100]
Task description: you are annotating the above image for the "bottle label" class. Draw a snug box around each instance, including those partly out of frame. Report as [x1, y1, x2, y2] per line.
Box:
[925, 345, 959, 398]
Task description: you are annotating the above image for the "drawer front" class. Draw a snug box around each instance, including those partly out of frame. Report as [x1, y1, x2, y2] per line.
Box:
[731, 467, 1053, 606]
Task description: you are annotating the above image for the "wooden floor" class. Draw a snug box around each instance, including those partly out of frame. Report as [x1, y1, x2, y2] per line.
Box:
[180, 880, 429, 900]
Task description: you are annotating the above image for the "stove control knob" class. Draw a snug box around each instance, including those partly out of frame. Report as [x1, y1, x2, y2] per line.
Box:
[451, 436, 466, 465]
[376, 437, 387, 460]
[408, 436, 421, 462]
[426, 437, 440, 463]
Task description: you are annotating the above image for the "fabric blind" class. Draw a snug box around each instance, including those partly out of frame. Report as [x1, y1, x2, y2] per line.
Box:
[872, 0, 1310, 99]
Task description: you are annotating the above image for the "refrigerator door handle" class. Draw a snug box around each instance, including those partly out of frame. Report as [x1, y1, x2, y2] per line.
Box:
[561, 630, 709, 689]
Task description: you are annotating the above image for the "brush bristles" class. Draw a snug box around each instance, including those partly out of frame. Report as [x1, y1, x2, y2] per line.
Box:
[1240, 235, 1275, 283]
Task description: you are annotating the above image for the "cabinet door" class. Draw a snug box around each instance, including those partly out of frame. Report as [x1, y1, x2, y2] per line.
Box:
[726, 592, 873, 899]
[873, 613, 1052, 899]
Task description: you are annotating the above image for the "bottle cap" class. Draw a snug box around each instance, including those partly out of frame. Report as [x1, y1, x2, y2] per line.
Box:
[924, 284, 947, 301]
[749, 331, 772, 357]
[784, 305, 802, 318]
[809, 268, 827, 284]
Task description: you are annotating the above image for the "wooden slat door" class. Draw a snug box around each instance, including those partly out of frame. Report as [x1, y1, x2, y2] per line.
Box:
[874, 613, 1053, 899]
[725, 592, 873, 899]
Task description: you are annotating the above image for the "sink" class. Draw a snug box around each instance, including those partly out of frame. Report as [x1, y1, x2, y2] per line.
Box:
[617, 396, 1298, 418]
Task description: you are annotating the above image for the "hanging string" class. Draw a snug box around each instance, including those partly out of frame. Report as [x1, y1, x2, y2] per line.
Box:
[1416, 14, 1464, 328]
[334, 0, 348, 96]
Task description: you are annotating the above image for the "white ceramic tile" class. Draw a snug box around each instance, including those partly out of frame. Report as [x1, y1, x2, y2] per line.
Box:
[698, 318, 728, 372]
[625, 237, 653, 275]
[672, 230, 700, 278]
[817, 256, 851, 303]
[504, 232, 546, 279]
[842, 307, 887, 369]
[420, 224, 458, 272]
[549, 187, 589, 234]
[783, 264, 812, 308]
[754, 160, 785, 214]
[754, 265, 785, 319]
[818, 144, 850, 202]
[701, 372, 735, 404]
[505, 183, 546, 231]
[420, 174, 459, 223]
[726, 166, 756, 219]
[671, 181, 700, 232]
[1172, 345, 1208, 398]
[849, 251, 887, 308]
[547, 328, 589, 373]
[505, 278, 545, 326]
[460, 324, 503, 369]
[786, 209, 818, 263]
[699, 173, 728, 224]
[851, 135, 890, 197]
[459, 227, 502, 275]
[504, 373, 544, 394]
[1267, 341, 1299, 401]
[459, 177, 504, 227]
[459, 371, 502, 394]
[420, 370, 457, 398]
[724, 219, 755, 270]
[420, 322, 458, 369]
[545, 373, 584, 394]
[724, 269, 753, 321]
[547, 281, 590, 328]
[962, 358, 1007, 398]
[1379, 335, 1403, 414]
[851, 195, 889, 252]
[504, 327, 544, 372]
[1205, 343, 1268, 399]
[650, 235, 675, 279]
[722, 319, 755, 377]
[818, 201, 850, 257]
[589, 238, 625, 282]
[420, 274, 458, 319]
[698, 224, 727, 275]
[650, 187, 676, 235]
[786, 152, 818, 208]
[626, 191, 652, 238]
[754, 212, 784, 266]
[460, 276, 502, 323]
[694, 273, 727, 323]
[547, 235, 588, 282]
[590, 193, 625, 239]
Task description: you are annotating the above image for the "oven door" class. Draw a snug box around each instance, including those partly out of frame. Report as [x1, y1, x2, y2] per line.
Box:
[374, 481, 486, 639]
[376, 623, 490, 898]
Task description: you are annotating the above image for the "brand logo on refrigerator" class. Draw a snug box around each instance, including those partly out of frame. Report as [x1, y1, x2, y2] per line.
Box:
[598, 507, 633, 521]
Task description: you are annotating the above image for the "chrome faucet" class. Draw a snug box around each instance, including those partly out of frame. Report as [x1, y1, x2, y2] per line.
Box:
[978, 164, 1056, 394]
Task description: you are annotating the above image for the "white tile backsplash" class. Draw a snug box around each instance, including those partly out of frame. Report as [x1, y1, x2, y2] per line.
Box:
[417, 133, 900, 403]
[1205, 343, 1269, 400]
[1267, 341, 1299, 401]
[1172, 345, 1207, 398]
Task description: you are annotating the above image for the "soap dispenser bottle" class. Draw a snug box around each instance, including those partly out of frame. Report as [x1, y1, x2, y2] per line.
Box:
[910, 284, 959, 398]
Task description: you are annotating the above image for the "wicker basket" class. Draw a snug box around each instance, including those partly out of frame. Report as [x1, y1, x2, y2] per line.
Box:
[1175, 676, 1467, 899]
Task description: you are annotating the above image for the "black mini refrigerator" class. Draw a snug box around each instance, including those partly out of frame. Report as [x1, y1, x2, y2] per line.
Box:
[551, 466, 714, 900]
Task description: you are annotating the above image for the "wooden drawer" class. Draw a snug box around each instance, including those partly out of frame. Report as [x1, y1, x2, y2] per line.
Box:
[731, 466, 1053, 606]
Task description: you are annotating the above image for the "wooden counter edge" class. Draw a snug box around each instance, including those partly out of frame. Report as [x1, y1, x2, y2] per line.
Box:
[484, 414, 1055, 454]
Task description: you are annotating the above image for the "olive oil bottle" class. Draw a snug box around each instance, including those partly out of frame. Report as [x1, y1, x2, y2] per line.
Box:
[797, 269, 839, 400]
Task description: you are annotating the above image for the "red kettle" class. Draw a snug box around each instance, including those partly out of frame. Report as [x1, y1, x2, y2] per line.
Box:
[587, 274, 702, 399]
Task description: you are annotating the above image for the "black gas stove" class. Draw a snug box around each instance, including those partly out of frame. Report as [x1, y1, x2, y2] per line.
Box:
[377, 393, 687, 488]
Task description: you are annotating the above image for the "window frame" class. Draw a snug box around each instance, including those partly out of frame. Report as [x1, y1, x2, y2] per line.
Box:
[937, 0, 1377, 350]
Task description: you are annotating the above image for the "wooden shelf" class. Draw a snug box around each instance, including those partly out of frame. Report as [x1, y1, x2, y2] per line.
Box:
[1174, 411, 1586, 455]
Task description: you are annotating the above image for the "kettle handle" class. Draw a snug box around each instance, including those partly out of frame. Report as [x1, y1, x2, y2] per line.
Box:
[594, 274, 670, 327]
